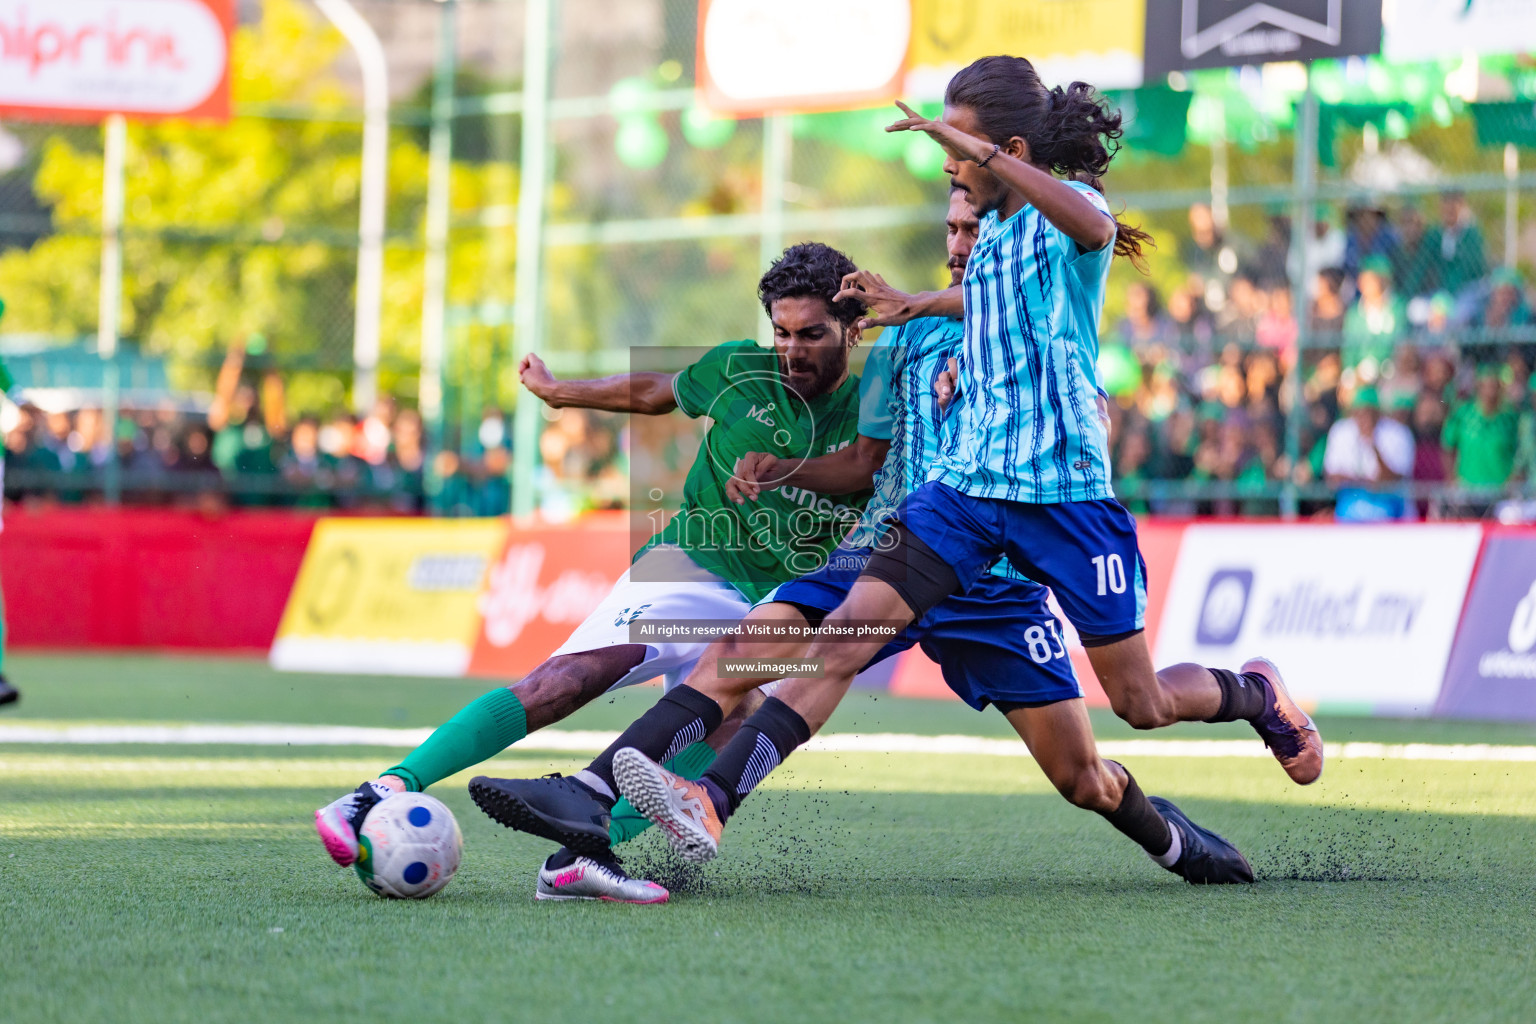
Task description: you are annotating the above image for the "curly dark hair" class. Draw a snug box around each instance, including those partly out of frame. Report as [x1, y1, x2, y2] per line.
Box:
[757, 242, 864, 328]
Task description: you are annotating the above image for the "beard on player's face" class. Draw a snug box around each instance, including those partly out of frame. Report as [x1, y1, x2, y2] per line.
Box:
[770, 297, 852, 400]
[946, 197, 979, 287]
[778, 335, 849, 399]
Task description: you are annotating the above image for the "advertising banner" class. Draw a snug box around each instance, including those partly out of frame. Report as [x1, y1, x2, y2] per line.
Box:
[0, 0, 233, 122]
[904, 0, 1146, 99]
[465, 517, 633, 679]
[1436, 531, 1536, 721]
[1154, 524, 1481, 715]
[270, 519, 508, 677]
[1383, 0, 1536, 63]
[1143, 0, 1382, 79]
[697, 0, 910, 114]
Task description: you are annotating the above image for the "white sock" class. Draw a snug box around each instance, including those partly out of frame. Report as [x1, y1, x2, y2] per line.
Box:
[573, 769, 615, 802]
[1150, 822, 1183, 868]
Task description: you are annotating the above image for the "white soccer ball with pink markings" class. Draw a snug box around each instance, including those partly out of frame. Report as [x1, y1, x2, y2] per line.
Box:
[354, 793, 462, 899]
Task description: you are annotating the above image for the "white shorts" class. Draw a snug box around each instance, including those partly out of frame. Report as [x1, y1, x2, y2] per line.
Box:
[550, 545, 753, 692]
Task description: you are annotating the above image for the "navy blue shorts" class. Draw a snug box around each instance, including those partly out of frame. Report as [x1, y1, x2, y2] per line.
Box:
[896, 481, 1147, 641]
[767, 545, 1082, 711]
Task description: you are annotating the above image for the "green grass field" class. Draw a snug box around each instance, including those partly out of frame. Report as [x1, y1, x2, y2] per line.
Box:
[3, 654, 1535, 1023]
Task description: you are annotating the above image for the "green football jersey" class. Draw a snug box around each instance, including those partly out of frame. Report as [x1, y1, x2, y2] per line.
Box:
[644, 338, 868, 603]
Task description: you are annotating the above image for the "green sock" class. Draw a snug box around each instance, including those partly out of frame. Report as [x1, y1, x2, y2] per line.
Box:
[385, 688, 527, 792]
[608, 741, 717, 846]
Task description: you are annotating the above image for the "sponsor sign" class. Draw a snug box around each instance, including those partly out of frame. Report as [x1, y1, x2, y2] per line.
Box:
[1436, 532, 1536, 721]
[0, 0, 232, 122]
[1143, 0, 1382, 78]
[1384, 0, 1536, 62]
[466, 517, 632, 678]
[697, 0, 909, 114]
[271, 519, 508, 677]
[904, 0, 1146, 99]
[1155, 524, 1481, 714]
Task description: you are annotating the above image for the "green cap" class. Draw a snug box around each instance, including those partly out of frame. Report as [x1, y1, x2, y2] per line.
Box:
[1491, 266, 1523, 289]
[1353, 385, 1381, 409]
[1359, 255, 1393, 280]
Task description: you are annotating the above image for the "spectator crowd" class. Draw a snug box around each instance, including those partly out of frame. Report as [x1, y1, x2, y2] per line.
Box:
[1, 342, 628, 518]
[1106, 192, 1536, 519]
[6, 192, 1536, 521]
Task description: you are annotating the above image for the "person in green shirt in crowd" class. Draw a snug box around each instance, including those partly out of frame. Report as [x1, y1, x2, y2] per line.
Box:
[1511, 372, 1536, 489]
[1419, 191, 1487, 299]
[207, 338, 282, 503]
[1443, 366, 1518, 499]
[1341, 256, 1407, 375]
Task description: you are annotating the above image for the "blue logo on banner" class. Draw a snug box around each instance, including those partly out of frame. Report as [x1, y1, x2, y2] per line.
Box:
[1197, 569, 1253, 646]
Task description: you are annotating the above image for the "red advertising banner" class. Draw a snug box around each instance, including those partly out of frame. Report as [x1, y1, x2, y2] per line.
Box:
[465, 515, 633, 679]
[0, 0, 234, 123]
[2, 507, 317, 650]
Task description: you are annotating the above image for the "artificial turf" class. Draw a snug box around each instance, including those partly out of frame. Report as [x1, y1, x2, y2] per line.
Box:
[2, 654, 1534, 1023]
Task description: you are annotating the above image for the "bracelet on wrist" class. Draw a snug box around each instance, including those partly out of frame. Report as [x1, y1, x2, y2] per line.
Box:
[977, 144, 1000, 168]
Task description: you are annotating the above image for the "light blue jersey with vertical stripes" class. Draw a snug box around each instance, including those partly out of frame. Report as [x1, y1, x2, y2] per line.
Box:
[844, 316, 1029, 581]
[930, 180, 1116, 504]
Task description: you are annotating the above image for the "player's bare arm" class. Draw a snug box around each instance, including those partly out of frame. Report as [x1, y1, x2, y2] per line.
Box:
[887, 100, 1115, 253]
[518, 352, 677, 414]
[725, 436, 891, 504]
[834, 270, 963, 330]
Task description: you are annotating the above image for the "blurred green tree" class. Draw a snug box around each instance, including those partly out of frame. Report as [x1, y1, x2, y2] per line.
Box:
[0, 0, 516, 412]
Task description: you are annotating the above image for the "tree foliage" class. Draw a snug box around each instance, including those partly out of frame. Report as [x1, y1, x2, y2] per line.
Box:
[0, 0, 515, 409]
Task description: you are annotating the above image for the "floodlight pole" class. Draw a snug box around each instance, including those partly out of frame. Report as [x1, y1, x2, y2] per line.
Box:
[1283, 69, 1318, 522]
[316, 0, 389, 415]
[510, 0, 553, 520]
[98, 113, 126, 506]
[758, 113, 791, 347]
[421, 0, 457, 485]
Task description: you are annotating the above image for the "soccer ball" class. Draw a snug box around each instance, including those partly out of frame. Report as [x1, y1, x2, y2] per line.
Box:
[354, 792, 462, 899]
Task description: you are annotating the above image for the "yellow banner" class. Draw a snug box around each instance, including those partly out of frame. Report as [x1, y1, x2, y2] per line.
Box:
[271, 518, 510, 677]
[907, 0, 1145, 97]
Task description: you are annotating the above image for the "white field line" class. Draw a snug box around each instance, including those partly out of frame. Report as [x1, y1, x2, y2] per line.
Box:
[0, 723, 1533, 763]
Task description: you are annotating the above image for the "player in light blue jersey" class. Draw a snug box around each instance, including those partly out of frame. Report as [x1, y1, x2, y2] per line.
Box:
[492, 191, 1255, 885]
[591, 57, 1324, 883]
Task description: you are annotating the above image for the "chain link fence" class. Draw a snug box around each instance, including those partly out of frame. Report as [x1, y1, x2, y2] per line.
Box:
[2, 0, 1536, 519]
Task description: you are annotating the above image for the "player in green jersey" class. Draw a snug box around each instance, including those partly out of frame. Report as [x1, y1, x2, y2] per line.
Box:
[314, 242, 870, 902]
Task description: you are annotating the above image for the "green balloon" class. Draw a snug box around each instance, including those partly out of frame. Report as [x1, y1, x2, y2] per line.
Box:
[903, 134, 947, 179]
[609, 77, 652, 118]
[615, 116, 668, 170]
[682, 105, 735, 149]
[1097, 344, 1142, 398]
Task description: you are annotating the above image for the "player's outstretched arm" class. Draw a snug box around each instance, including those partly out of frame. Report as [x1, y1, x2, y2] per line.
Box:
[519, 352, 678, 415]
[835, 270, 962, 330]
[725, 436, 890, 505]
[887, 101, 1114, 253]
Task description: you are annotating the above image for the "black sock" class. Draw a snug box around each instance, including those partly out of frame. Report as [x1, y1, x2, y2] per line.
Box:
[1099, 763, 1173, 857]
[545, 846, 579, 870]
[585, 685, 723, 794]
[1203, 668, 1269, 723]
[702, 697, 812, 819]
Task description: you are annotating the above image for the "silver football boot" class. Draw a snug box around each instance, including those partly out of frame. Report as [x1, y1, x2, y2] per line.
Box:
[534, 848, 669, 903]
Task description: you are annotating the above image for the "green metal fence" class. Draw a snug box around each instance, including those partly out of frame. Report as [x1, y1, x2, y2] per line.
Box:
[2, 0, 1536, 518]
